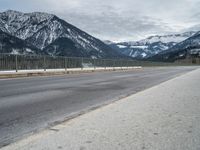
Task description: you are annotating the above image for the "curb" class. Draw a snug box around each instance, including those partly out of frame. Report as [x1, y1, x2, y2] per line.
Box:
[0, 67, 142, 79]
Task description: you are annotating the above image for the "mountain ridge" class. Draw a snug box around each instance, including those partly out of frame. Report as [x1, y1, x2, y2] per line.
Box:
[0, 10, 124, 58]
[108, 31, 196, 59]
[0, 29, 40, 54]
[149, 31, 200, 61]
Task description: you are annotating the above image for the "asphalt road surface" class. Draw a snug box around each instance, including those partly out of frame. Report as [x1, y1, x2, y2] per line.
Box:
[0, 66, 198, 147]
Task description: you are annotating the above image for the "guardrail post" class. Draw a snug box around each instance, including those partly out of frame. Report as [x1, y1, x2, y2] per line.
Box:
[113, 60, 115, 70]
[94, 59, 96, 70]
[65, 57, 67, 71]
[104, 59, 106, 70]
[81, 57, 83, 70]
[43, 56, 46, 71]
[15, 55, 18, 72]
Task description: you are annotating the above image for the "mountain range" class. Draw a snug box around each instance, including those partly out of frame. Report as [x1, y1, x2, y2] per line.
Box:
[0, 10, 123, 58]
[149, 31, 200, 61]
[107, 31, 197, 60]
[0, 10, 200, 61]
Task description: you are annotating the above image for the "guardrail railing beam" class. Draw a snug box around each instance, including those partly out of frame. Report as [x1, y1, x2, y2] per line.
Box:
[0, 53, 199, 71]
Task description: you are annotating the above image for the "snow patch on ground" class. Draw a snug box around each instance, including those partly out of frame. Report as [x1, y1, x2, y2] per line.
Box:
[117, 45, 127, 48]
[130, 45, 148, 49]
[11, 49, 19, 55]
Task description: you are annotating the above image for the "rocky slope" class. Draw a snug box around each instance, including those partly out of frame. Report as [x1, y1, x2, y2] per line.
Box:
[0, 29, 39, 54]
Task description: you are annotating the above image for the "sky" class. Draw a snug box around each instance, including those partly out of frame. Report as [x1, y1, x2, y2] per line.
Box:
[0, 0, 200, 41]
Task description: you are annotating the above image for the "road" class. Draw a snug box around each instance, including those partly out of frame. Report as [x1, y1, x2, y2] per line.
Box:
[0, 66, 197, 147]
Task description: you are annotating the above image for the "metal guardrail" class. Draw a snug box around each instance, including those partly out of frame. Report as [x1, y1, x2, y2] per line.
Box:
[175, 57, 200, 65]
[0, 53, 198, 72]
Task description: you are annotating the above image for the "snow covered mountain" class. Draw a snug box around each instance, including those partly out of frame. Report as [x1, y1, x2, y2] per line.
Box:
[0, 29, 40, 54]
[0, 10, 123, 58]
[150, 31, 200, 61]
[109, 31, 196, 59]
[137, 32, 196, 44]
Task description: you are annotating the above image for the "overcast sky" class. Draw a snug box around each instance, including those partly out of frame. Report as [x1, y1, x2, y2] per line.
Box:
[0, 0, 200, 41]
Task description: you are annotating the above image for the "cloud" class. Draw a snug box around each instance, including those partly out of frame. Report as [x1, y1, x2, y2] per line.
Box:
[59, 10, 172, 41]
[0, 0, 200, 41]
